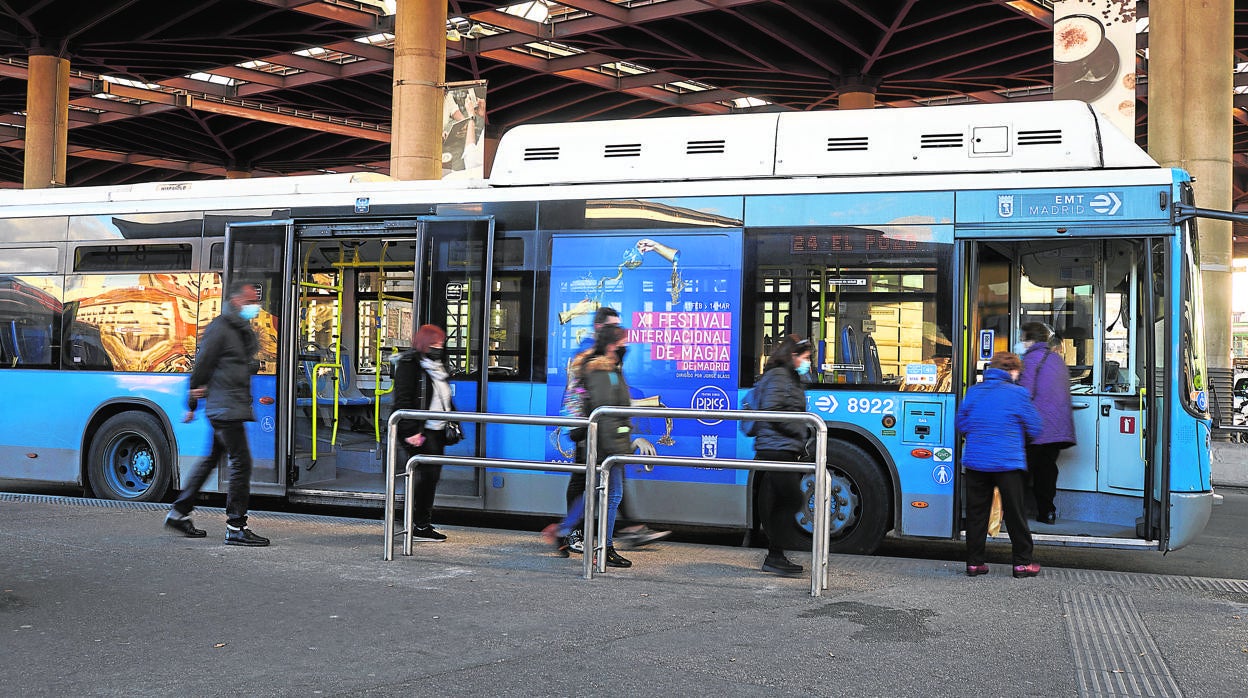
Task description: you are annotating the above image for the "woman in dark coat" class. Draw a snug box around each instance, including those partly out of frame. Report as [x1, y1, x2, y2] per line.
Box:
[752, 334, 814, 576]
[1018, 322, 1076, 524]
[957, 351, 1044, 578]
[393, 324, 452, 541]
[542, 324, 634, 568]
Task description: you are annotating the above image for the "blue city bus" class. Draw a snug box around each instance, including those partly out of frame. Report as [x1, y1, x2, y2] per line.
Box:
[0, 101, 1216, 553]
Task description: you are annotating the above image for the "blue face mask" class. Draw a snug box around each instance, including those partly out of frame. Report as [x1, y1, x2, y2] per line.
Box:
[239, 304, 261, 321]
[796, 359, 811, 376]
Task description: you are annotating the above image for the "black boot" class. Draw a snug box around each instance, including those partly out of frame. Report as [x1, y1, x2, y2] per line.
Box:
[761, 553, 802, 575]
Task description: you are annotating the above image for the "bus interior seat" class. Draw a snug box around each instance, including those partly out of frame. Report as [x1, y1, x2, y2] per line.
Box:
[840, 325, 859, 383]
[298, 350, 374, 430]
[862, 333, 881, 384]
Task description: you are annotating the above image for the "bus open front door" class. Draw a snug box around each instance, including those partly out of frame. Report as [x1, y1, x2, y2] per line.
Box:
[964, 236, 1162, 549]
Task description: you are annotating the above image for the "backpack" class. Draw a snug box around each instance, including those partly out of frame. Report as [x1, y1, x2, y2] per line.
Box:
[560, 350, 591, 441]
[739, 375, 765, 437]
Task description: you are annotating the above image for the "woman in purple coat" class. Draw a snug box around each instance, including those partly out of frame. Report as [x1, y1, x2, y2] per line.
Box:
[1018, 322, 1076, 524]
[958, 351, 1044, 578]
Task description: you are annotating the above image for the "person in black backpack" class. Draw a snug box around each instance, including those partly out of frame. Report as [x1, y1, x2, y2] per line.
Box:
[543, 324, 634, 568]
[751, 334, 814, 575]
[392, 324, 452, 541]
[562, 306, 669, 554]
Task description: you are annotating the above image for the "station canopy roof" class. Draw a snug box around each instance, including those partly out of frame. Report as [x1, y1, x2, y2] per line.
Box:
[0, 1, 1245, 254]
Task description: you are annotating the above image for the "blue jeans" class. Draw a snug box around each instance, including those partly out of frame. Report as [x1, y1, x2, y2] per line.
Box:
[559, 464, 623, 546]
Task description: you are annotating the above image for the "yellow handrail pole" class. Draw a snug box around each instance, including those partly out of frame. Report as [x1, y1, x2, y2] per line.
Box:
[330, 245, 345, 446]
[373, 241, 390, 444]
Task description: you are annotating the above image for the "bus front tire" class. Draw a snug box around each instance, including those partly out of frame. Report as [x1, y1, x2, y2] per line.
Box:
[794, 439, 891, 555]
[87, 412, 172, 502]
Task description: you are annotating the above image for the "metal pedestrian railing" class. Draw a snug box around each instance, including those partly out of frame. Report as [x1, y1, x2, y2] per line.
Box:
[587, 406, 830, 597]
[383, 410, 598, 580]
[383, 406, 831, 596]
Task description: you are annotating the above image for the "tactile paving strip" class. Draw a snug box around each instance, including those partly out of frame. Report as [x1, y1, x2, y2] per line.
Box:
[1061, 590, 1184, 697]
[0, 491, 374, 524]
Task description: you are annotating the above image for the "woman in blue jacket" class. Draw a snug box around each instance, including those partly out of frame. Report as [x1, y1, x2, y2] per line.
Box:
[957, 351, 1044, 578]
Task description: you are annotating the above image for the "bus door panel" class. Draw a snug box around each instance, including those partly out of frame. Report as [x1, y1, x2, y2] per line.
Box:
[1059, 398, 1098, 492]
[1101, 395, 1145, 491]
[416, 217, 496, 506]
[223, 221, 295, 492]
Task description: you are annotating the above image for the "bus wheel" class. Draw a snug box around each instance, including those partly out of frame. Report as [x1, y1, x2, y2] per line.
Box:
[794, 439, 890, 555]
[87, 412, 172, 502]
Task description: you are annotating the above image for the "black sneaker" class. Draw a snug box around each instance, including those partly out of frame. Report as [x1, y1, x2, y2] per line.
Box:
[604, 547, 632, 568]
[224, 527, 270, 547]
[567, 529, 584, 554]
[411, 525, 448, 541]
[761, 554, 803, 575]
[164, 512, 206, 538]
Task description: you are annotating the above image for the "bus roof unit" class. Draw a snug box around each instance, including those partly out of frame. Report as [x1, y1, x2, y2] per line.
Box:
[489, 100, 1158, 186]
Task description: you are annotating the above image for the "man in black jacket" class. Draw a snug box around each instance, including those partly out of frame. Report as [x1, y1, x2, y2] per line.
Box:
[164, 282, 269, 546]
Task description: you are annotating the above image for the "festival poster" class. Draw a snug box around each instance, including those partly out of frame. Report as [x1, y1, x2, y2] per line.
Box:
[546, 231, 742, 484]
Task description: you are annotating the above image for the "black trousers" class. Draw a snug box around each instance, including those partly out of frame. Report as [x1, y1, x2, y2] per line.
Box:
[172, 420, 253, 529]
[404, 428, 445, 528]
[1027, 443, 1062, 517]
[754, 449, 803, 556]
[964, 468, 1033, 566]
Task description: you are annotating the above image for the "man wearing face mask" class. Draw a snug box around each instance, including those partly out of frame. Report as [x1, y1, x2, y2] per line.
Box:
[165, 282, 269, 546]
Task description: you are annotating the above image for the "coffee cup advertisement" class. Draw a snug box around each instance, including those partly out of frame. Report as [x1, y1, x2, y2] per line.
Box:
[1053, 0, 1137, 140]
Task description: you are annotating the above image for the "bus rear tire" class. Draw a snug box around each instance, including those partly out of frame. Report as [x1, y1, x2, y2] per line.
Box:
[87, 412, 172, 502]
[795, 439, 890, 555]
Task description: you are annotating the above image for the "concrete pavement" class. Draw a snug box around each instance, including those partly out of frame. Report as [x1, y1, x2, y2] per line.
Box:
[2, 493, 1246, 697]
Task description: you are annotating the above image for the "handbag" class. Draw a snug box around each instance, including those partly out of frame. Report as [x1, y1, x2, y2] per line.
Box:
[442, 420, 464, 446]
[441, 393, 464, 446]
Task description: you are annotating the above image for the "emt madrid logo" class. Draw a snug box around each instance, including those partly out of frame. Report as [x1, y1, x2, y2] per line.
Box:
[997, 195, 1014, 218]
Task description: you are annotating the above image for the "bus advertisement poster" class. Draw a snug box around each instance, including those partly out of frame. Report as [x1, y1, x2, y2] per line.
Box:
[546, 231, 742, 483]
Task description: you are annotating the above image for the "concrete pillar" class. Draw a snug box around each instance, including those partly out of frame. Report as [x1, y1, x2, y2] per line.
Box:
[1147, 1, 1234, 375]
[837, 75, 877, 110]
[390, 0, 447, 180]
[482, 136, 499, 178]
[23, 51, 70, 189]
[838, 91, 875, 110]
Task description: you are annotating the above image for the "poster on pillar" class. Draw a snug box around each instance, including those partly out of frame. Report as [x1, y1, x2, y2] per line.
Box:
[442, 80, 487, 180]
[1053, 0, 1137, 141]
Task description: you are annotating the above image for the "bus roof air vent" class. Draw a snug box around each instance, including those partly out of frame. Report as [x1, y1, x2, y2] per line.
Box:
[605, 143, 642, 158]
[1018, 129, 1063, 146]
[687, 139, 726, 155]
[826, 136, 868, 152]
[523, 146, 560, 161]
[921, 133, 964, 149]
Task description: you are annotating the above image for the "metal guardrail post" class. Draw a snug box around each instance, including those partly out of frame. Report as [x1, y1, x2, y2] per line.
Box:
[588, 406, 829, 597]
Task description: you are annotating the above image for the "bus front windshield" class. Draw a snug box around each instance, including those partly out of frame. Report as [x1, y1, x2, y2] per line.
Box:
[1181, 220, 1209, 414]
